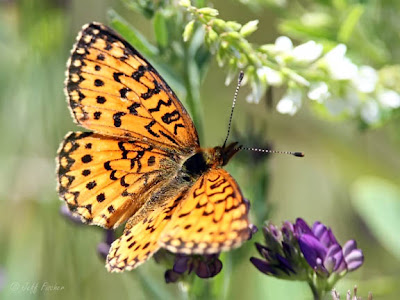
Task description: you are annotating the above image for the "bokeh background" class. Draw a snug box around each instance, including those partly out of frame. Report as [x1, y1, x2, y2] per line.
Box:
[1, 0, 399, 299]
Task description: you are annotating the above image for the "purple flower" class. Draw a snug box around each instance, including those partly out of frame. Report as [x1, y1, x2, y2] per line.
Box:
[294, 218, 363, 276]
[60, 204, 84, 225]
[61, 205, 116, 261]
[243, 198, 258, 240]
[250, 222, 305, 279]
[251, 218, 364, 292]
[97, 230, 115, 260]
[162, 253, 223, 283]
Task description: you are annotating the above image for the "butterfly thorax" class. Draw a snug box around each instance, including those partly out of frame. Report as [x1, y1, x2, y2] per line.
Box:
[181, 142, 239, 180]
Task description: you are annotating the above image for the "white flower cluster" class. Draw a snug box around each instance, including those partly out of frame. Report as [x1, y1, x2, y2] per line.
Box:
[248, 36, 400, 124]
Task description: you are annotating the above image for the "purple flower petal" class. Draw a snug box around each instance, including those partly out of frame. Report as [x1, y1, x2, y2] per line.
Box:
[165, 270, 180, 283]
[247, 224, 258, 240]
[312, 222, 326, 238]
[298, 234, 327, 269]
[173, 256, 190, 274]
[196, 261, 211, 278]
[324, 256, 336, 273]
[243, 198, 251, 211]
[255, 242, 271, 259]
[207, 259, 223, 276]
[326, 229, 338, 246]
[342, 240, 357, 257]
[60, 205, 83, 225]
[346, 252, 364, 271]
[283, 221, 295, 233]
[265, 224, 282, 241]
[213, 259, 223, 275]
[325, 244, 344, 272]
[342, 240, 364, 271]
[294, 218, 312, 236]
[105, 229, 115, 245]
[275, 253, 295, 274]
[97, 242, 110, 260]
[315, 257, 329, 276]
[250, 257, 278, 275]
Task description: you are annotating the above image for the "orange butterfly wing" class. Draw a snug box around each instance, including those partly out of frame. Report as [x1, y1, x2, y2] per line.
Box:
[106, 190, 185, 272]
[57, 131, 180, 229]
[65, 22, 199, 151]
[160, 168, 251, 254]
[106, 169, 251, 272]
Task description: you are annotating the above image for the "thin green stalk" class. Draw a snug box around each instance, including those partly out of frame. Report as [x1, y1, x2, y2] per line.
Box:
[308, 281, 322, 300]
[183, 41, 204, 140]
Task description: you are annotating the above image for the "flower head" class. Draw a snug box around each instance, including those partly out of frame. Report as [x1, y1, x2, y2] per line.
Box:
[161, 253, 223, 283]
[251, 218, 364, 296]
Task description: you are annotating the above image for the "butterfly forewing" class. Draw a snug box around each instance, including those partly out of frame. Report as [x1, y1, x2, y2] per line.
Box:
[65, 22, 199, 151]
[57, 131, 179, 228]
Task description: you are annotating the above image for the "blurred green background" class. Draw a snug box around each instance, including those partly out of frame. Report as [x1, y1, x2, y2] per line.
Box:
[1, 0, 400, 299]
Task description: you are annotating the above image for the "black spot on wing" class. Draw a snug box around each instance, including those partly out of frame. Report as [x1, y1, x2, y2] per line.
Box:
[161, 110, 180, 124]
[113, 112, 126, 127]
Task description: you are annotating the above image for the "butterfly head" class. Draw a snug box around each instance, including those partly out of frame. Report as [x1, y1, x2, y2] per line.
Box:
[213, 141, 240, 167]
[181, 142, 240, 180]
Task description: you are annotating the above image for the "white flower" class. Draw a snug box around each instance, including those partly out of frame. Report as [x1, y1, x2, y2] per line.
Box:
[275, 36, 293, 52]
[352, 66, 378, 93]
[292, 41, 323, 63]
[307, 82, 330, 102]
[377, 89, 400, 109]
[257, 66, 283, 86]
[276, 89, 302, 115]
[324, 86, 359, 116]
[324, 97, 347, 116]
[324, 44, 358, 80]
[361, 100, 380, 124]
[246, 79, 265, 104]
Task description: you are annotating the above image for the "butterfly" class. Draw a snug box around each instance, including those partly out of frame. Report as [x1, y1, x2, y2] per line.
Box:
[57, 22, 251, 272]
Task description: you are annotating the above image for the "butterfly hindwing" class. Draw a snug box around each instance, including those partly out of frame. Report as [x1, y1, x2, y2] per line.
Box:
[57, 131, 179, 229]
[106, 189, 187, 272]
[160, 169, 251, 254]
[66, 22, 199, 151]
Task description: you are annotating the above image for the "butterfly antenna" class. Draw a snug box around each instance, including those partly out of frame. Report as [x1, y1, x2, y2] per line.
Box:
[238, 146, 304, 157]
[223, 71, 244, 148]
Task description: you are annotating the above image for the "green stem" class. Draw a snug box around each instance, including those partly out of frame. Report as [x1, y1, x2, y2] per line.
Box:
[308, 281, 323, 300]
[183, 40, 204, 140]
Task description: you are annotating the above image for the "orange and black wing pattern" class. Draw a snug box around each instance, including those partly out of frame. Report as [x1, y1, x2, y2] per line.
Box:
[160, 169, 251, 255]
[65, 22, 199, 152]
[57, 131, 178, 229]
[106, 190, 186, 272]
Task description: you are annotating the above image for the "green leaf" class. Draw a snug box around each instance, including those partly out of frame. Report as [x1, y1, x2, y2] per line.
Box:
[153, 11, 169, 47]
[351, 176, 400, 260]
[107, 9, 159, 58]
[338, 4, 364, 43]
